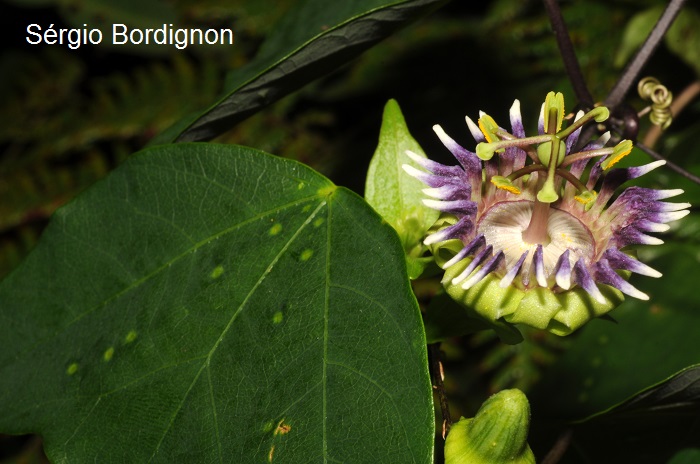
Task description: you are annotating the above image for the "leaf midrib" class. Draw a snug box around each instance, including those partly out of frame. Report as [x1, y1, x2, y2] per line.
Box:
[147, 200, 328, 461]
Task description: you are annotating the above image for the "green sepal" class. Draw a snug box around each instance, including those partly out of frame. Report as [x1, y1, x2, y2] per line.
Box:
[445, 389, 535, 464]
[439, 251, 625, 338]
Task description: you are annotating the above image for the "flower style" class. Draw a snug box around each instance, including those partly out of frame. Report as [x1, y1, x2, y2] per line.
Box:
[404, 92, 690, 339]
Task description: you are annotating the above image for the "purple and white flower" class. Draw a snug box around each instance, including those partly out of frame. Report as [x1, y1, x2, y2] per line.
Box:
[404, 92, 690, 337]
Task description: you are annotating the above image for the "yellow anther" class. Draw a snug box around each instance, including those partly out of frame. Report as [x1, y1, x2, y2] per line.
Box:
[478, 114, 500, 143]
[575, 190, 598, 211]
[602, 140, 633, 170]
[490, 176, 521, 195]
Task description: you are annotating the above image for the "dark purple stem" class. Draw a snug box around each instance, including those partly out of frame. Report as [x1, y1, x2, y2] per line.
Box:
[428, 343, 451, 438]
[543, 0, 594, 107]
[605, 0, 687, 108]
[637, 142, 700, 185]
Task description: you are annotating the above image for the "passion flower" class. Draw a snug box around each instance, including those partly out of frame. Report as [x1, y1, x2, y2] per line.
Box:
[404, 92, 690, 338]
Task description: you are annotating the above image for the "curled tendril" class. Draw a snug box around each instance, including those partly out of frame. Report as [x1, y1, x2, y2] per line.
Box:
[638, 77, 673, 130]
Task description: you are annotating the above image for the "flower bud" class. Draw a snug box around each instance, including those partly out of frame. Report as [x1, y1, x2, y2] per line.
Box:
[445, 389, 535, 464]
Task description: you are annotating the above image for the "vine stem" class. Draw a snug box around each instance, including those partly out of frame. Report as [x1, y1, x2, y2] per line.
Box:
[428, 343, 451, 438]
[542, 0, 594, 106]
[541, 428, 574, 464]
[636, 141, 700, 185]
[605, 0, 687, 108]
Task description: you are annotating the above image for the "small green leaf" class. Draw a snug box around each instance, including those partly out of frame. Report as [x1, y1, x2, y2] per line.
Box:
[0, 144, 434, 463]
[365, 99, 439, 279]
[154, 0, 449, 143]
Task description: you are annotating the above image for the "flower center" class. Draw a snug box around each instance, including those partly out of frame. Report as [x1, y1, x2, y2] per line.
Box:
[478, 200, 595, 278]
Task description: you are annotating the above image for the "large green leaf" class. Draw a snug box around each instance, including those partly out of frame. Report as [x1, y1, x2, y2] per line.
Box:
[0, 144, 434, 463]
[579, 364, 700, 423]
[156, 0, 448, 143]
[365, 99, 439, 279]
[553, 366, 700, 463]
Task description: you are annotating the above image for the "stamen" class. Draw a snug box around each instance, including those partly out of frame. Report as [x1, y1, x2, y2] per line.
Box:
[478, 114, 500, 143]
[556, 106, 610, 139]
[490, 176, 521, 194]
[574, 191, 598, 211]
[601, 140, 633, 170]
[560, 147, 615, 167]
[476, 135, 550, 161]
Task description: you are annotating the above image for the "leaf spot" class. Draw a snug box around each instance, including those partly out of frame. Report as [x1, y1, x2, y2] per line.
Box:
[313, 218, 324, 228]
[274, 419, 291, 436]
[269, 223, 283, 236]
[124, 330, 138, 344]
[272, 311, 283, 324]
[302, 204, 312, 213]
[66, 363, 79, 375]
[297, 182, 305, 190]
[210, 265, 225, 279]
[317, 185, 337, 197]
[103, 347, 115, 362]
[299, 249, 313, 262]
[591, 356, 602, 367]
[598, 335, 609, 345]
[262, 421, 274, 433]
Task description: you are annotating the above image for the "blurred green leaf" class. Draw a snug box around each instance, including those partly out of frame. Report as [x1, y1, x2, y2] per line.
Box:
[365, 99, 439, 279]
[156, 0, 448, 143]
[615, 5, 700, 77]
[614, 6, 662, 69]
[0, 144, 434, 463]
[665, 8, 700, 77]
[668, 449, 700, 464]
